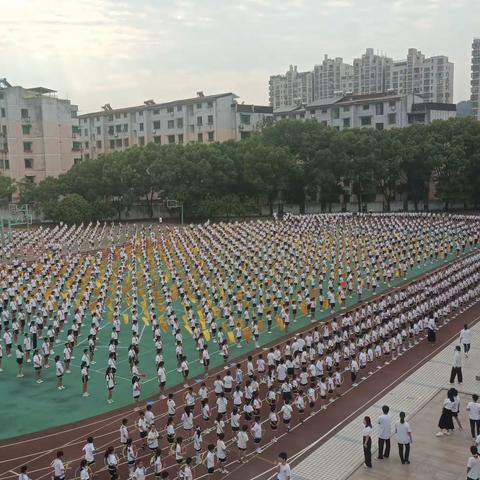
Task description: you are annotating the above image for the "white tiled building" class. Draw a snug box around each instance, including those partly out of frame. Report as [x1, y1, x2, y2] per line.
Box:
[274, 93, 456, 130]
[353, 48, 393, 96]
[78, 93, 273, 160]
[313, 56, 354, 101]
[269, 66, 314, 111]
[0, 79, 79, 184]
[471, 38, 480, 120]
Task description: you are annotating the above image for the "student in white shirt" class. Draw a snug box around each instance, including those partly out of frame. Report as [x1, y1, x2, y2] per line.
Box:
[237, 425, 249, 463]
[450, 345, 463, 384]
[52, 451, 65, 480]
[460, 324, 472, 357]
[55, 355, 65, 390]
[362, 416, 373, 468]
[82, 436, 96, 465]
[277, 452, 291, 480]
[104, 446, 118, 480]
[133, 460, 146, 480]
[79, 460, 90, 480]
[467, 446, 480, 480]
[468, 394, 480, 440]
[394, 412, 412, 464]
[377, 405, 391, 459]
[205, 444, 216, 476]
[18, 465, 31, 480]
[216, 433, 228, 474]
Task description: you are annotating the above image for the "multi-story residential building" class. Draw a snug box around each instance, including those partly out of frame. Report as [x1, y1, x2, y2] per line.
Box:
[353, 48, 393, 95]
[472, 38, 480, 120]
[78, 93, 273, 160]
[273, 93, 456, 129]
[391, 49, 453, 103]
[269, 48, 454, 110]
[313, 56, 354, 100]
[0, 79, 79, 184]
[269, 66, 314, 110]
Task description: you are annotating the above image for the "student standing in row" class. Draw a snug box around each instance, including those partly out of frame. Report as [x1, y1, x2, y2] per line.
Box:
[394, 412, 412, 464]
[362, 416, 373, 469]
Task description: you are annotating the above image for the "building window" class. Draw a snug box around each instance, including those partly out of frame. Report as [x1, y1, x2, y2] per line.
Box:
[4, 159, 9, 169]
[123, 124, 128, 132]
[389, 101, 396, 109]
[0, 108, 5, 117]
[207, 101, 213, 108]
[321, 109, 328, 114]
[72, 141, 81, 151]
[375, 103, 384, 115]
[388, 113, 396, 125]
[25, 175, 35, 183]
[24, 158, 33, 169]
[153, 109, 160, 115]
[331, 108, 339, 119]
[343, 118, 350, 128]
[23, 141, 32, 152]
[139, 111, 143, 116]
[115, 124, 122, 133]
[108, 115, 113, 121]
[22, 124, 31, 135]
[95, 116, 100, 121]
[360, 116, 372, 126]
[375, 122, 384, 130]
[85, 141, 89, 149]
[115, 113, 121, 119]
[362, 104, 369, 110]
[108, 126, 114, 135]
[197, 133, 203, 143]
[110, 140, 115, 149]
[74, 158, 82, 165]
[123, 113, 127, 118]
[97, 126, 101, 135]
[168, 120, 174, 129]
[21, 108, 29, 118]
[138, 136, 145, 146]
[240, 114, 250, 125]
[208, 131, 214, 142]
[189, 125, 194, 133]
[177, 118, 183, 129]
[124, 138, 129, 147]
[196, 103, 202, 109]
[139, 123, 144, 131]
[84, 129, 88, 136]
[197, 116, 203, 126]
[178, 134, 184, 144]
[167, 107, 174, 114]
[96, 140, 102, 149]
[310, 109, 315, 115]
[1, 125, 6, 135]
[343, 106, 350, 112]
[153, 120, 161, 130]
[168, 135, 175, 144]
[154, 136, 161, 144]
[116, 138, 122, 147]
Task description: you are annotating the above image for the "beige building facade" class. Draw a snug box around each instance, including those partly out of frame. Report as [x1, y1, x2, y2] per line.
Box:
[472, 38, 480, 120]
[0, 80, 79, 184]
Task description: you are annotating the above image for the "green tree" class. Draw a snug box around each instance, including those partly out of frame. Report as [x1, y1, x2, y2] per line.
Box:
[53, 193, 93, 224]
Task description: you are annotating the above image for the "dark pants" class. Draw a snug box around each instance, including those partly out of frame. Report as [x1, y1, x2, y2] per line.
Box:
[32, 332, 37, 350]
[450, 367, 463, 383]
[470, 419, 480, 438]
[378, 438, 390, 458]
[363, 437, 372, 467]
[398, 443, 410, 463]
[464, 343, 471, 354]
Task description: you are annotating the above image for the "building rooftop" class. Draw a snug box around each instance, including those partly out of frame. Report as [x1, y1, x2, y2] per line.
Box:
[236, 104, 273, 114]
[79, 92, 237, 118]
[27, 87, 57, 94]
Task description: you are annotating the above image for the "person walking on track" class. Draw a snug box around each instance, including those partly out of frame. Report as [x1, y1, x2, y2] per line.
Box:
[450, 345, 463, 384]
[395, 412, 412, 464]
[377, 405, 391, 459]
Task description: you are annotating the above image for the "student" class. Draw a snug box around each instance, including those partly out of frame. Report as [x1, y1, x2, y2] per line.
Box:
[52, 451, 65, 480]
[16, 345, 24, 377]
[132, 375, 141, 402]
[175, 437, 185, 464]
[150, 448, 163, 480]
[467, 446, 480, 480]
[81, 362, 90, 397]
[467, 395, 480, 440]
[437, 390, 455, 436]
[133, 460, 146, 480]
[106, 367, 115, 404]
[377, 405, 391, 459]
[18, 466, 30, 480]
[104, 446, 118, 480]
[216, 433, 228, 474]
[280, 400, 293, 432]
[55, 355, 65, 390]
[193, 427, 202, 465]
[237, 425, 249, 463]
[205, 444, 216, 477]
[394, 412, 412, 464]
[450, 346, 463, 384]
[147, 425, 160, 451]
[277, 452, 291, 480]
[137, 411, 148, 449]
[362, 416, 373, 469]
[33, 349, 43, 384]
[79, 459, 90, 480]
[82, 436, 96, 467]
[251, 416, 263, 454]
[119, 418, 129, 447]
[460, 324, 472, 357]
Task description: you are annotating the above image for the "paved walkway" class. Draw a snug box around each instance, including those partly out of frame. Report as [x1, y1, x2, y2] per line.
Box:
[291, 316, 480, 480]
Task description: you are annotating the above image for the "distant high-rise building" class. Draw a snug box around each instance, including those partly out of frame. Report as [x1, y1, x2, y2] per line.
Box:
[269, 48, 454, 110]
[471, 38, 480, 120]
[313, 56, 353, 101]
[0, 79, 79, 184]
[269, 65, 314, 110]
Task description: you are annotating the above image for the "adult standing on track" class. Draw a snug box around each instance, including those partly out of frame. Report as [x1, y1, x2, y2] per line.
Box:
[363, 416, 373, 469]
[276, 452, 291, 480]
[460, 324, 473, 357]
[394, 412, 412, 464]
[377, 405, 391, 460]
[450, 346, 463, 384]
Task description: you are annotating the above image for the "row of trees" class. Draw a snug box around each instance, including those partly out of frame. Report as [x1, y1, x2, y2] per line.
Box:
[10, 116, 480, 223]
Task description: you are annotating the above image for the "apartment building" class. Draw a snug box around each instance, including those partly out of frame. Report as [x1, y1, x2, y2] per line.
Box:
[0, 79, 79, 183]
[313, 56, 354, 100]
[269, 65, 314, 110]
[78, 93, 273, 160]
[269, 48, 454, 110]
[472, 38, 480, 120]
[273, 93, 456, 130]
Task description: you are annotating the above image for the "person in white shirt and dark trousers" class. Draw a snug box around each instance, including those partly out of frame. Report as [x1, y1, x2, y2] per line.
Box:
[467, 446, 480, 480]
[450, 346, 463, 384]
[394, 412, 412, 464]
[467, 395, 480, 440]
[460, 324, 472, 357]
[377, 405, 391, 459]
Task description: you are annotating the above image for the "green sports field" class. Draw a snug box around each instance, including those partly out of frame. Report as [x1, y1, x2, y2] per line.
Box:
[0, 247, 471, 440]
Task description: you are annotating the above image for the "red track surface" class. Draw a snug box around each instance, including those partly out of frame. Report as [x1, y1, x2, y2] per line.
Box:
[0, 256, 478, 480]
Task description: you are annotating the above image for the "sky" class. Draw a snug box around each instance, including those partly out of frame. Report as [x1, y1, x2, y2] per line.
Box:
[1, 0, 479, 113]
